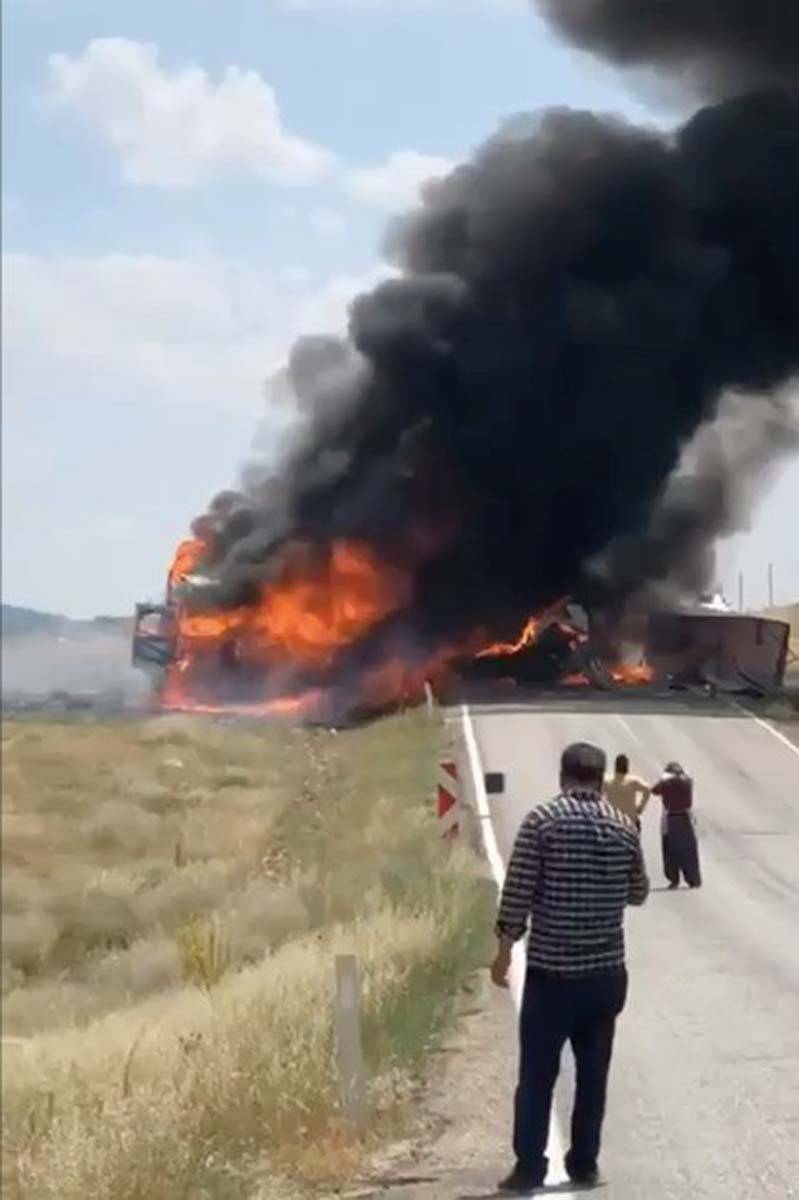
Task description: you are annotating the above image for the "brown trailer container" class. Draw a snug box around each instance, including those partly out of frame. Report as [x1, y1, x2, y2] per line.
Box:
[646, 609, 790, 692]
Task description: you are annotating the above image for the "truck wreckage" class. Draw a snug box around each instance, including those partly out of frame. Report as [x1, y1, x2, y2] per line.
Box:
[131, 558, 792, 717]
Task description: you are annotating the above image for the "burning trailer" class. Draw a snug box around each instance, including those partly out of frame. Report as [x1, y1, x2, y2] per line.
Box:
[457, 604, 792, 699]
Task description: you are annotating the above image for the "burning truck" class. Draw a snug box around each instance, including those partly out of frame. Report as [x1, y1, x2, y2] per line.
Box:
[134, 3, 797, 719]
[131, 519, 791, 723]
[130, 501, 645, 721]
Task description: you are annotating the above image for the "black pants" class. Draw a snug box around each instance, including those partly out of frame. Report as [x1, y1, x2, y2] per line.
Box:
[513, 967, 628, 1179]
[662, 812, 702, 887]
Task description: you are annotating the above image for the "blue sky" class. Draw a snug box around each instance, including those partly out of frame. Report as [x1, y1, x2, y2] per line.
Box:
[3, 0, 797, 617]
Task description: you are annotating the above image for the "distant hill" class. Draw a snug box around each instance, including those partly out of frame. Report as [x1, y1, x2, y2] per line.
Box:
[1, 604, 131, 639]
[1, 604, 66, 638]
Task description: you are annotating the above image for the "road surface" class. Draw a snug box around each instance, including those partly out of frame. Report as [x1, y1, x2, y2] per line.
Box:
[467, 695, 799, 1199]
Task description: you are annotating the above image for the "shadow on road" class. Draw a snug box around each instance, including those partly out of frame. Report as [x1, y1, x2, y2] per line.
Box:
[458, 1183, 599, 1198]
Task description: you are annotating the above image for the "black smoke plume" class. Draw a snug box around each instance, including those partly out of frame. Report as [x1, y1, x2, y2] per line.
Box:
[535, 0, 799, 100]
[197, 2, 799, 655]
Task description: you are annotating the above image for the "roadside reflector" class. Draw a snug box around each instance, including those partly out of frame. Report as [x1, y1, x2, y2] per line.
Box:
[437, 759, 460, 839]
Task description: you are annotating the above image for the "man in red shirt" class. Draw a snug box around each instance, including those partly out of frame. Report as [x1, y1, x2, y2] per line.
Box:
[642, 762, 702, 889]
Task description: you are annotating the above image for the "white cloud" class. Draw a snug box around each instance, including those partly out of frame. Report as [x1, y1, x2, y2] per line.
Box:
[309, 206, 346, 239]
[2, 251, 385, 415]
[282, 0, 525, 8]
[2, 191, 24, 219]
[44, 38, 335, 188]
[41, 37, 456, 213]
[5, 253, 272, 412]
[345, 149, 454, 212]
[2, 250, 391, 615]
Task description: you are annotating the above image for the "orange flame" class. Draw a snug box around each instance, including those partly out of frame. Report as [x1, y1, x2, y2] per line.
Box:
[563, 663, 654, 687]
[477, 615, 542, 658]
[161, 539, 411, 713]
[174, 540, 410, 667]
[476, 597, 572, 659]
[610, 663, 654, 685]
[167, 537, 207, 592]
[161, 688, 326, 720]
[156, 531, 655, 719]
[246, 541, 410, 668]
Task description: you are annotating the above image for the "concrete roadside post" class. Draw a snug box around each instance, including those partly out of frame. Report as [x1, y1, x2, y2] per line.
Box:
[334, 954, 368, 1134]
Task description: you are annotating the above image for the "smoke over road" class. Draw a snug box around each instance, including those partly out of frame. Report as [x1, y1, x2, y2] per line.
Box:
[2, 629, 146, 701]
[191, 1, 799, 655]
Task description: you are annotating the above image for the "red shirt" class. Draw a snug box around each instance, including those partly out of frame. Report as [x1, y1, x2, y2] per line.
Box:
[652, 774, 693, 813]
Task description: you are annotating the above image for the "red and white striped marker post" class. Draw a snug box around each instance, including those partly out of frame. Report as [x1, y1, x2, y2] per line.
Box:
[437, 759, 460, 840]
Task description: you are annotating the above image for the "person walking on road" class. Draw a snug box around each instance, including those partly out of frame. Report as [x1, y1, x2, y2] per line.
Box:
[643, 761, 702, 889]
[491, 742, 649, 1194]
[603, 753, 650, 828]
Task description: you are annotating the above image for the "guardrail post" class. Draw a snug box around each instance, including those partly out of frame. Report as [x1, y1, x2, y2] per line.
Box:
[334, 954, 368, 1133]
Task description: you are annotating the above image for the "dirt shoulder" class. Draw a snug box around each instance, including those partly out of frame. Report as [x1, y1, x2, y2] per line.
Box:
[331, 713, 518, 1200]
[334, 974, 518, 1200]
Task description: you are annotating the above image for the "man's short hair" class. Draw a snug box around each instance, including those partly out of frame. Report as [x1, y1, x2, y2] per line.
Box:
[561, 741, 606, 788]
[615, 753, 629, 776]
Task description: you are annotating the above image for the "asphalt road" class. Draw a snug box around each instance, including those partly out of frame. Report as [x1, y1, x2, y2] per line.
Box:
[468, 695, 799, 1200]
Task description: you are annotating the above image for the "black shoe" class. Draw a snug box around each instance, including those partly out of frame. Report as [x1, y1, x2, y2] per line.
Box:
[497, 1165, 546, 1194]
[564, 1151, 600, 1188]
[667, 881, 679, 890]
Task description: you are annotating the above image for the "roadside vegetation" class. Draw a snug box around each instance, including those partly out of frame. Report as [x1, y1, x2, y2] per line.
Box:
[2, 711, 493, 1199]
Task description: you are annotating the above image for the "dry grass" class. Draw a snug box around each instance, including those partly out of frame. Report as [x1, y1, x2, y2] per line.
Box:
[1, 712, 492, 1198]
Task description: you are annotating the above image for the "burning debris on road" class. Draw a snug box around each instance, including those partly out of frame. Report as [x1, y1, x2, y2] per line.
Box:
[134, 0, 798, 723]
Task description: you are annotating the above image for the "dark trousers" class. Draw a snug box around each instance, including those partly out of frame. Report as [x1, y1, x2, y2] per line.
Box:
[513, 967, 628, 1178]
[662, 811, 702, 887]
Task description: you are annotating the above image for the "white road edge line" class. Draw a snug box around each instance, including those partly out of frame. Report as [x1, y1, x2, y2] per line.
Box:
[460, 703, 571, 1190]
[619, 704, 799, 763]
[729, 700, 799, 759]
[614, 715, 656, 763]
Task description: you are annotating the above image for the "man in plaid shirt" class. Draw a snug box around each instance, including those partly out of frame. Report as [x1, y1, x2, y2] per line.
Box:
[492, 741, 649, 1194]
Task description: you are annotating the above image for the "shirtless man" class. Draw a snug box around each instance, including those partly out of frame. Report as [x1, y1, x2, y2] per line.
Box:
[603, 755, 650, 828]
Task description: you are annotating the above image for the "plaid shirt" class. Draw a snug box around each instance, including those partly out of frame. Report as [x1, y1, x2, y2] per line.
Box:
[496, 788, 649, 975]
